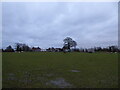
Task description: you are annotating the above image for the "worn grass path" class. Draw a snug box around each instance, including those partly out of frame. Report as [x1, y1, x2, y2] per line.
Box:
[2, 52, 118, 88]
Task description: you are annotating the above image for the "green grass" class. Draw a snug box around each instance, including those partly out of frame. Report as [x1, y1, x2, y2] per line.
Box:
[2, 52, 118, 88]
[0, 52, 2, 89]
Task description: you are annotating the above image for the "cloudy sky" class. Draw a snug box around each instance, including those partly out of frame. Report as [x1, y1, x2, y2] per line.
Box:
[2, 2, 118, 49]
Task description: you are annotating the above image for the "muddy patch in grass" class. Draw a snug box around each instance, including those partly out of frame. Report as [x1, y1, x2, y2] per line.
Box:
[7, 73, 17, 81]
[46, 73, 54, 77]
[71, 70, 80, 72]
[46, 78, 73, 88]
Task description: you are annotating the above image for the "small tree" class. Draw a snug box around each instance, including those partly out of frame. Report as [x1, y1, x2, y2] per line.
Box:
[15, 43, 21, 52]
[2, 49, 4, 52]
[15, 43, 31, 52]
[5, 45, 14, 52]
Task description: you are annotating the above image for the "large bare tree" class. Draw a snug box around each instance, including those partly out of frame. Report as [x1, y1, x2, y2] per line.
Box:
[63, 37, 77, 51]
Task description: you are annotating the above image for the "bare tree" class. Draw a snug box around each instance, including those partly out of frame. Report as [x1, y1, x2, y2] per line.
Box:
[63, 37, 77, 52]
[15, 43, 31, 52]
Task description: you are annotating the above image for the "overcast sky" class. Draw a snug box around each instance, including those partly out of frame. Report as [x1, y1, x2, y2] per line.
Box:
[2, 2, 118, 49]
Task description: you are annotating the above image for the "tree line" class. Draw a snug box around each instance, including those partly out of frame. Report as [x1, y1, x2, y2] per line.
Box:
[1, 37, 120, 53]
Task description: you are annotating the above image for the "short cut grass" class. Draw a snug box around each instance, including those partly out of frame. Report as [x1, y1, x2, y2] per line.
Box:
[2, 52, 118, 88]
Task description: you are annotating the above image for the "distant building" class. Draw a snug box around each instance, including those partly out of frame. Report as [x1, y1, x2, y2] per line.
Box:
[87, 48, 95, 53]
[41, 49, 46, 52]
[55, 48, 63, 52]
[32, 47, 41, 52]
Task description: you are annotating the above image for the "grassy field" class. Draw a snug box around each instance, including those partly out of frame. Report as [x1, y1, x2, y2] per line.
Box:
[2, 52, 118, 88]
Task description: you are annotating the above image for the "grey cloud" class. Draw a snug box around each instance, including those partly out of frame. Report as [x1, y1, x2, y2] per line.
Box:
[2, 2, 118, 49]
